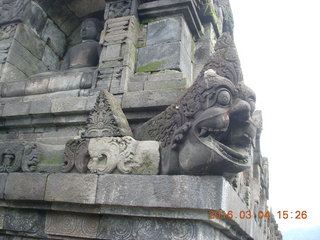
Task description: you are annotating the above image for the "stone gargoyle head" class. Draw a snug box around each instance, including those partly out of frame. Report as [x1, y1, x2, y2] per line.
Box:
[137, 33, 257, 175]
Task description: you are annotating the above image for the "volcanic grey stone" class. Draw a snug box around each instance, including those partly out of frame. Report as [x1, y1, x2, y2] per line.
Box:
[144, 79, 187, 90]
[128, 81, 144, 92]
[0, 174, 7, 199]
[147, 71, 184, 81]
[45, 173, 98, 204]
[1, 81, 26, 97]
[104, 44, 122, 59]
[47, 72, 83, 93]
[136, 42, 181, 73]
[4, 117, 32, 127]
[2, 102, 30, 117]
[35, 142, 65, 173]
[54, 114, 87, 125]
[122, 89, 185, 110]
[24, 1, 48, 34]
[23, 89, 80, 102]
[42, 45, 60, 71]
[146, 18, 182, 46]
[51, 96, 87, 114]
[45, 211, 99, 238]
[29, 99, 52, 115]
[80, 71, 94, 89]
[97, 215, 217, 240]
[14, 23, 45, 60]
[2, 208, 45, 236]
[7, 40, 48, 76]
[1, 62, 28, 82]
[25, 77, 49, 95]
[4, 173, 48, 200]
[41, 19, 66, 57]
[96, 175, 223, 208]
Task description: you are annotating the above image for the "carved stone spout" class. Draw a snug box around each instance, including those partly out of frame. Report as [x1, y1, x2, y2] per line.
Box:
[137, 33, 257, 176]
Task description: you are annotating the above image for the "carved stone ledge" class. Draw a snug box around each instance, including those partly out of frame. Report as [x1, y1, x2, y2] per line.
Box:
[0, 173, 265, 240]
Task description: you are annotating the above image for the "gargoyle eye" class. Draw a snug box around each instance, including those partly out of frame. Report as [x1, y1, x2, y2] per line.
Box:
[217, 90, 231, 106]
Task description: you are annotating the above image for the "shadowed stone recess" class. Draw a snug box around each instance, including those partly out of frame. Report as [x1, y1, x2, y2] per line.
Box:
[0, 173, 7, 199]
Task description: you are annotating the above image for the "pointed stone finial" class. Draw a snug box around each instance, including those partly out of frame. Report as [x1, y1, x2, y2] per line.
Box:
[82, 90, 133, 138]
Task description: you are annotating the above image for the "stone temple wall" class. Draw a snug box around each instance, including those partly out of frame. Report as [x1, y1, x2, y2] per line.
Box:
[0, 0, 281, 239]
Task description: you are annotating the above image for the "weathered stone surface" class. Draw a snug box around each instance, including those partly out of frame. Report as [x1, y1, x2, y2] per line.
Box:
[42, 45, 60, 71]
[29, 99, 52, 115]
[4, 117, 32, 127]
[96, 175, 224, 208]
[41, 19, 66, 57]
[45, 211, 99, 238]
[51, 96, 87, 114]
[54, 114, 87, 125]
[67, 0, 106, 18]
[147, 71, 184, 82]
[35, 142, 64, 173]
[2, 208, 45, 236]
[97, 215, 215, 240]
[23, 89, 80, 102]
[0, 0, 30, 25]
[24, 1, 48, 34]
[45, 173, 98, 204]
[4, 173, 47, 200]
[7, 40, 48, 76]
[0, 174, 7, 199]
[122, 89, 185, 110]
[0, 207, 3, 229]
[104, 44, 121, 59]
[138, 0, 203, 38]
[82, 90, 133, 138]
[1, 81, 26, 97]
[136, 42, 181, 73]
[0, 62, 27, 83]
[144, 79, 187, 91]
[146, 18, 182, 46]
[87, 136, 159, 174]
[128, 81, 144, 92]
[47, 72, 83, 93]
[62, 139, 89, 173]
[14, 23, 45, 60]
[2, 102, 30, 117]
[25, 78, 49, 95]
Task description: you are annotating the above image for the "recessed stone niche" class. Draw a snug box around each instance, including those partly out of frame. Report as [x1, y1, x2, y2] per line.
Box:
[0, 0, 105, 83]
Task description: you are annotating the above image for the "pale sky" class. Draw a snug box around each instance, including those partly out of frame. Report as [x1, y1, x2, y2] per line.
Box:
[229, 0, 320, 232]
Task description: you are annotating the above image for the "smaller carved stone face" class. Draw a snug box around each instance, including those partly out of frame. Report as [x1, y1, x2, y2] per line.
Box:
[0, 151, 15, 171]
[80, 19, 100, 40]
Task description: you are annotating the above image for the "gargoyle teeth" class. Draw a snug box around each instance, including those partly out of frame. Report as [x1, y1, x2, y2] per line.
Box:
[199, 127, 209, 137]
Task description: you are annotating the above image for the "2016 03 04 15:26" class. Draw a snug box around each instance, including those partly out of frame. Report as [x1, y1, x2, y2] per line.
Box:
[208, 210, 271, 220]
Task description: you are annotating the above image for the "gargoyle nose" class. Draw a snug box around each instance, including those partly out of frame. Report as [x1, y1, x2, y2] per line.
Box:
[230, 99, 251, 121]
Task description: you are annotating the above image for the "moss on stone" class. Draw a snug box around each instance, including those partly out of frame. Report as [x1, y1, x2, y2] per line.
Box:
[141, 18, 160, 25]
[204, 4, 218, 24]
[136, 59, 167, 73]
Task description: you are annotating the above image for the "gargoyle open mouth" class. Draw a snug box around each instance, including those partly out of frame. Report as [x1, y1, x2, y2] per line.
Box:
[194, 124, 252, 165]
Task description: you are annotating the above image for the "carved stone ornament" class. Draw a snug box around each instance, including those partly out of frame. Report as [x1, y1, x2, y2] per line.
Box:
[137, 32, 257, 175]
[82, 90, 133, 138]
[0, 142, 38, 173]
[105, 0, 132, 20]
[87, 136, 159, 174]
[61, 139, 89, 173]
